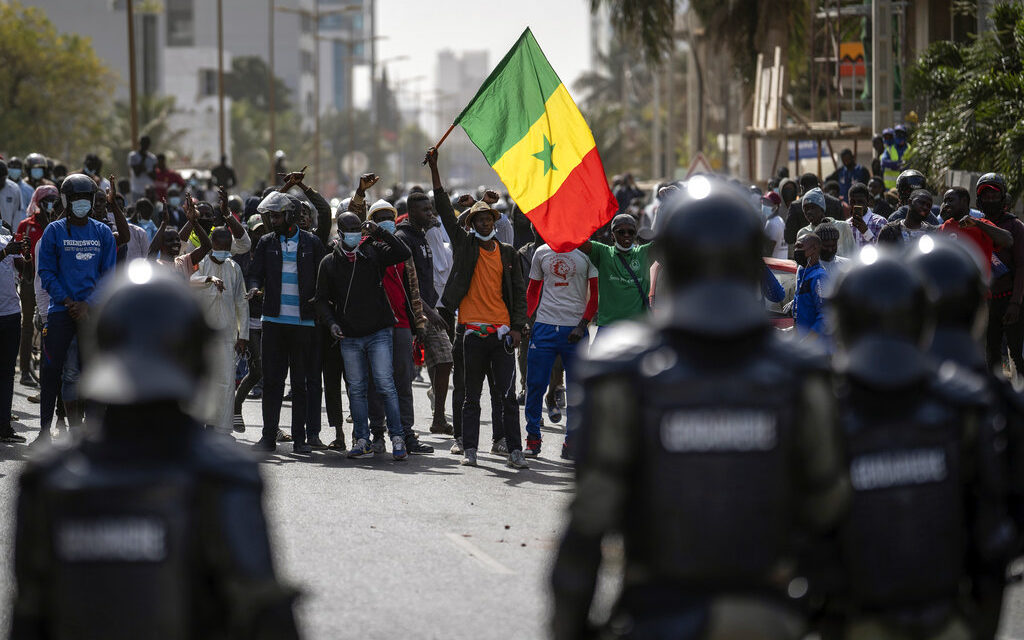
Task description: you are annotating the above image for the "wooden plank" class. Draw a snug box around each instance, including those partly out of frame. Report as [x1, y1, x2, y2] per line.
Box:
[753, 53, 765, 129]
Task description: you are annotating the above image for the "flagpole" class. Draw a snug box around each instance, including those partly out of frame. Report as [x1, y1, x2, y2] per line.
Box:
[422, 123, 456, 164]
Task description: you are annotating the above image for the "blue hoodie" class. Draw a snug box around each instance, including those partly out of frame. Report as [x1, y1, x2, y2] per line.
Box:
[37, 217, 117, 313]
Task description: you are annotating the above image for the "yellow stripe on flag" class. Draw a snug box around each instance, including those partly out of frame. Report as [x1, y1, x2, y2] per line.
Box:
[490, 83, 596, 213]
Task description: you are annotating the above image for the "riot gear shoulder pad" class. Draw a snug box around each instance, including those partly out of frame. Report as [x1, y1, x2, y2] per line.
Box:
[577, 322, 660, 380]
[930, 361, 991, 409]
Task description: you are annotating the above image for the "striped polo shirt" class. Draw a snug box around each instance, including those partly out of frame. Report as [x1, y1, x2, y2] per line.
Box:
[262, 230, 314, 327]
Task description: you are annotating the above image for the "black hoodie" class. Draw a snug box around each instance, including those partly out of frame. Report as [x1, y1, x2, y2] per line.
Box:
[313, 231, 411, 338]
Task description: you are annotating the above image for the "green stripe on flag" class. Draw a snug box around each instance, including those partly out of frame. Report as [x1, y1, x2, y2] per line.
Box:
[454, 28, 562, 165]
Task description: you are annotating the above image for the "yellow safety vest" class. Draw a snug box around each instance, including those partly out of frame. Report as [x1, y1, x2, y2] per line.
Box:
[882, 144, 907, 189]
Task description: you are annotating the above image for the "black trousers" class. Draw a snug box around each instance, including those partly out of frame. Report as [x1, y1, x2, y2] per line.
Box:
[234, 327, 262, 414]
[452, 326, 503, 443]
[260, 322, 321, 445]
[986, 296, 1024, 377]
[0, 313, 20, 432]
[321, 325, 345, 429]
[457, 330, 522, 453]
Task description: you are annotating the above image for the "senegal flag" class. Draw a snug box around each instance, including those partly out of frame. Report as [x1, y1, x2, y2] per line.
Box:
[454, 28, 617, 252]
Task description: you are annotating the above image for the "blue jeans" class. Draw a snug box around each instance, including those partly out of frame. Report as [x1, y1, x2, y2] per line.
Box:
[525, 323, 578, 439]
[341, 327, 403, 442]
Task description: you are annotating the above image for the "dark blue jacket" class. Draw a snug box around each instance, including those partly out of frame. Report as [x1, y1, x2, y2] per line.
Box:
[247, 229, 326, 322]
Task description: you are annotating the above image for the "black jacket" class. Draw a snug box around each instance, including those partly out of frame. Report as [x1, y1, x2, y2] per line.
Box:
[433, 188, 527, 333]
[247, 228, 326, 322]
[395, 221, 438, 309]
[313, 232, 411, 338]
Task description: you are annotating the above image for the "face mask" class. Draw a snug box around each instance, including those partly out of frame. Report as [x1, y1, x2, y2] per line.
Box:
[979, 201, 1003, 218]
[211, 250, 231, 262]
[820, 249, 836, 262]
[342, 232, 362, 249]
[614, 241, 632, 252]
[43, 201, 55, 213]
[169, 196, 181, 207]
[378, 220, 396, 234]
[8, 169, 21, 181]
[30, 168, 44, 180]
[761, 204, 775, 218]
[70, 199, 92, 218]
[473, 229, 497, 241]
[793, 248, 807, 267]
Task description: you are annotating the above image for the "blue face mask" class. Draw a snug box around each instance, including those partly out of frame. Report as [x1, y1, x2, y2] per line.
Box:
[8, 169, 21, 181]
[761, 204, 775, 218]
[378, 220, 396, 234]
[43, 201, 55, 213]
[211, 250, 232, 262]
[70, 199, 92, 218]
[473, 229, 497, 241]
[169, 196, 181, 207]
[30, 168, 44, 180]
[342, 232, 362, 249]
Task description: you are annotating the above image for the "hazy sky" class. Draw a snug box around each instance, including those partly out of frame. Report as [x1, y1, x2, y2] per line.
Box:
[372, 0, 593, 135]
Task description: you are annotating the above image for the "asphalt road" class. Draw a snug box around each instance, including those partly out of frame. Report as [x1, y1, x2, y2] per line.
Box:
[1, 374, 1024, 639]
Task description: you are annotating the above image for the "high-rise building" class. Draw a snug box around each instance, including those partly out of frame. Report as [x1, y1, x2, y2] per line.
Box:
[434, 49, 496, 189]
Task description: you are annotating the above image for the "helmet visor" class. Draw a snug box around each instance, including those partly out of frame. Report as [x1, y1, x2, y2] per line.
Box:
[256, 191, 295, 215]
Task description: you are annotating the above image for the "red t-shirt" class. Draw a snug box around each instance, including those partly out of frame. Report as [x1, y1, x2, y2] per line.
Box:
[381, 262, 410, 328]
[939, 217, 995, 277]
[16, 215, 47, 261]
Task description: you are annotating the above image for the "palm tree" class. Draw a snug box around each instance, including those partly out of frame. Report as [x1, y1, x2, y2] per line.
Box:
[907, 1, 1024, 200]
[104, 94, 187, 176]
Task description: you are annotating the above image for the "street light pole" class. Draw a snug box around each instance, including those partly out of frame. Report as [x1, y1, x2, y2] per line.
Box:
[268, 0, 276, 185]
[126, 0, 139, 146]
[217, 0, 226, 160]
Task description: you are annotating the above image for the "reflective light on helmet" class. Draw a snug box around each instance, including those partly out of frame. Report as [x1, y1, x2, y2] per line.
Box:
[860, 244, 879, 265]
[127, 259, 154, 285]
[918, 235, 935, 254]
[687, 175, 712, 200]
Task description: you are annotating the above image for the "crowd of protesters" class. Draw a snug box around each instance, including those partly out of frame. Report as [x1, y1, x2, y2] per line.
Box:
[2, 122, 1021, 471]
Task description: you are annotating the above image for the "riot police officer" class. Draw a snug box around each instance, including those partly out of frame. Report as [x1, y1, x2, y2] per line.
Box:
[551, 176, 849, 640]
[10, 260, 300, 639]
[828, 248, 998, 639]
[906, 236, 1021, 639]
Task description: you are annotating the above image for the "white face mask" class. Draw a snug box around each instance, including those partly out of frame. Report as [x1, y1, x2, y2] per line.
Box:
[614, 241, 632, 252]
[473, 229, 497, 241]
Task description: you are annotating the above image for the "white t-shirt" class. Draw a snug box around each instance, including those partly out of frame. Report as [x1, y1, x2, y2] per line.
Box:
[0, 235, 21, 317]
[426, 223, 452, 302]
[0, 179, 24, 233]
[529, 245, 598, 327]
[764, 215, 787, 260]
[127, 150, 157, 196]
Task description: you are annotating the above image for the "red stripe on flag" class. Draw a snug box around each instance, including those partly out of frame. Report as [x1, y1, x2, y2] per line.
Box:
[522, 146, 618, 253]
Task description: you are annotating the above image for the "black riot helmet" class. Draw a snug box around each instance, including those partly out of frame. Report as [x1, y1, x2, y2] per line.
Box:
[896, 169, 927, 204]
[832, 248, 933, 386]
[652, 175, 767, 336]
[25, 153, 47, 176]
[81, 260, 214, 405]
[977, 172, 1007, 206]
[59, 173, 98, 210]
[905, 235, 988, 369]
[257, 191, 301, 230]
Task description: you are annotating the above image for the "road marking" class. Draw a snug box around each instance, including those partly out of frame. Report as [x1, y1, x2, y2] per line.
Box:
[445, 533, 514, 574]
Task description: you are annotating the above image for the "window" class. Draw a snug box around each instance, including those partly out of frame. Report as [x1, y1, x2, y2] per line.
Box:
[166, 0, 194, 47]
[301, 50, 313, 73]
[200, 69, 217, 97]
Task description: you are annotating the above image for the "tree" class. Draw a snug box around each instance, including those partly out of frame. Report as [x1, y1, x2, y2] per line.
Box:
[225, 56, 292, 113]
[0, 2, 114, 162]
[103, 94, 187, 176]
[907, 1, 1024, 201]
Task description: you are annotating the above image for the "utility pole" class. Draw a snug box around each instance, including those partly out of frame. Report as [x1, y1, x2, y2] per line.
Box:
[871, 0, 894, 135]
[217, 0, 225, 160]
[369, 0, 378, 168]
[268, 0, 276, 185]
[126, 0, 139, 146]
[652, 64, 661, 180]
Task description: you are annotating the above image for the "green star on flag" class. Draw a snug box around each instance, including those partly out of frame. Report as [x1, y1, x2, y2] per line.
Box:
[532, 135, 557, 175]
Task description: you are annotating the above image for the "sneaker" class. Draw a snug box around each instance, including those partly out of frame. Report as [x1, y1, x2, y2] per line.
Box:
[516, 391, 526, 405]
[252, 438, 276, 452]
[276, 429, 292, 443]
[19, 374, 37, 388]
[232, 414, 245, 433]
[247, 388, 263, 399]
[345, 414, 354, 423]
[0, 431, 26, 443]
[450, 437, 464, 455]
[547, 401, 562, 424]
[524, 436, 542, 458]
[490, 437, 509, 455]
[371, 436, 387, 455]
[507, 449, 529, 469]
[392, 435, 408, 461]
[307, 438, 328, 451]
[347, 438, 374, 459]
[461, 448, 478, 466]
[555, 386, 567, 409]
[406, 435, 434, 455]
[27, 394, 40, 404]
[293, 443, 312, 455]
